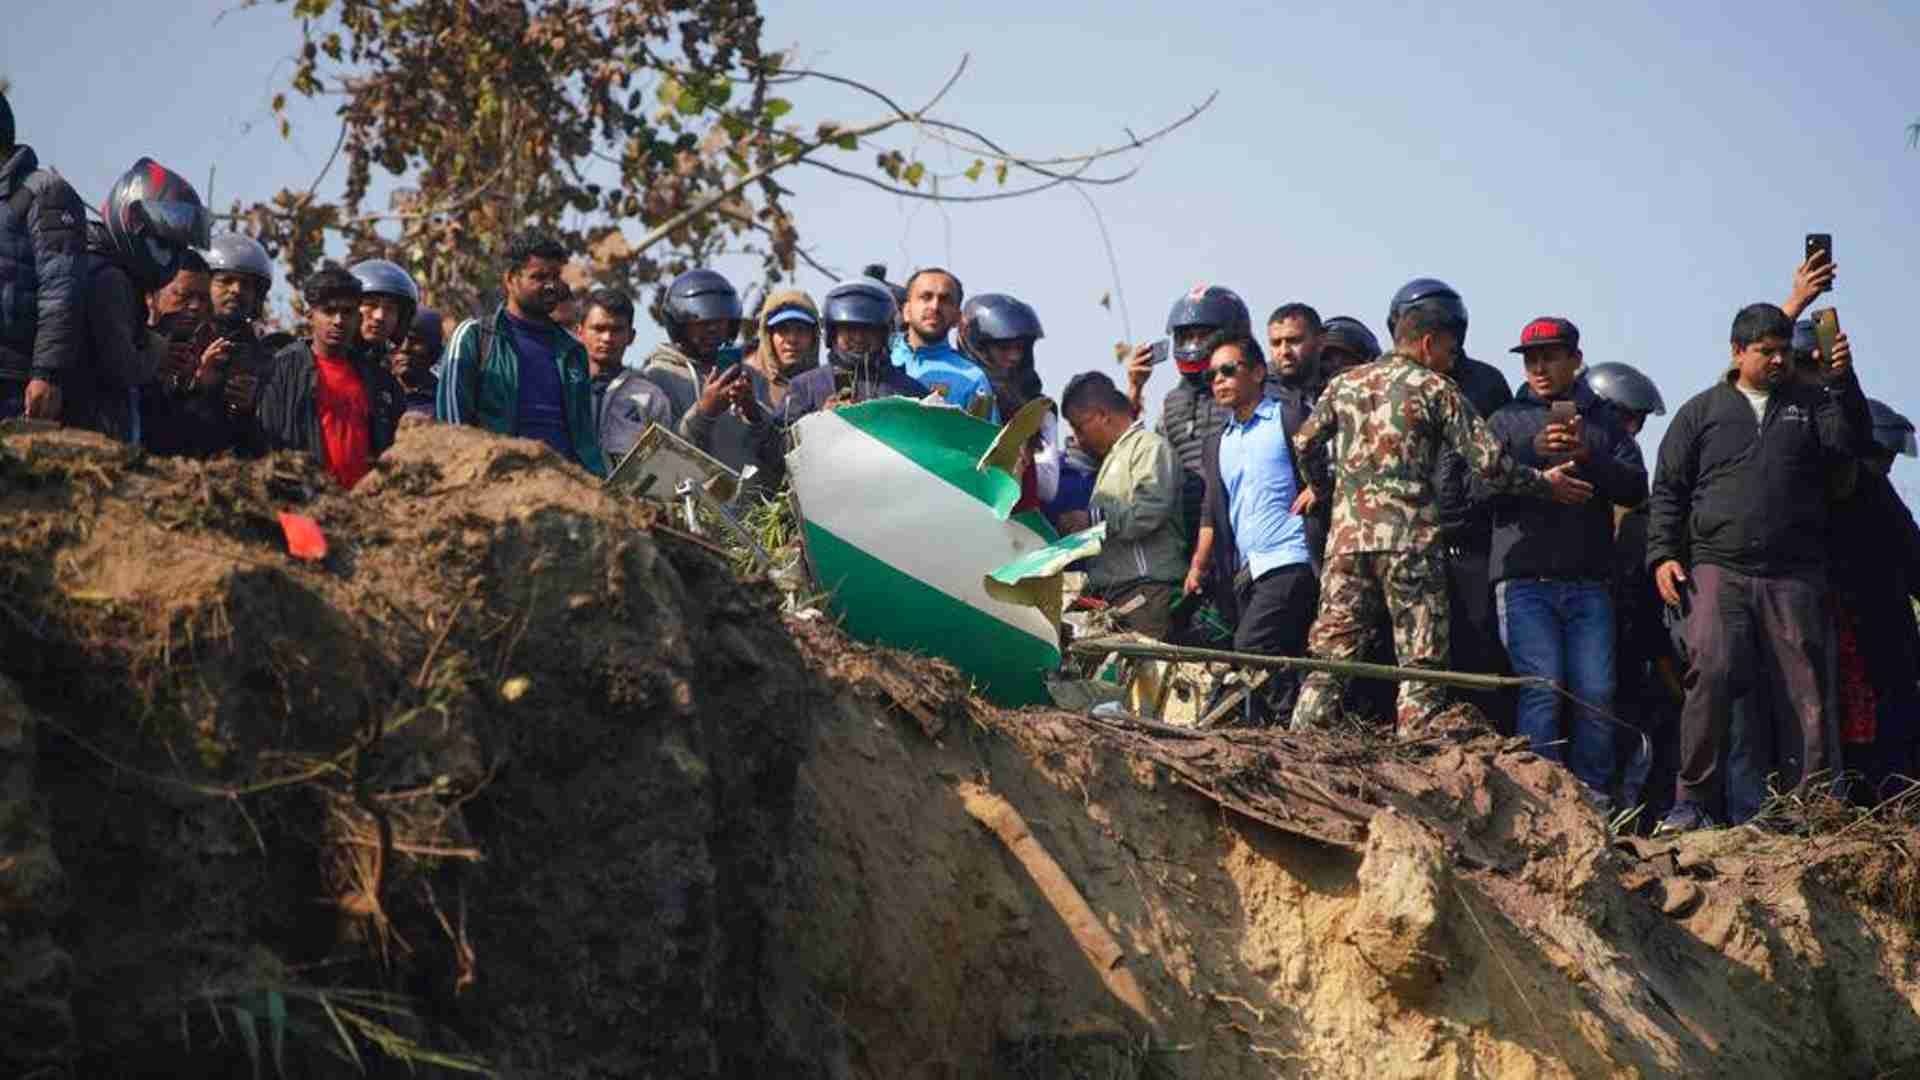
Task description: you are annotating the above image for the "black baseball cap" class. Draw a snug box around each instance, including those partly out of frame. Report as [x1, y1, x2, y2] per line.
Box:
[1510, 316, 1580, 353]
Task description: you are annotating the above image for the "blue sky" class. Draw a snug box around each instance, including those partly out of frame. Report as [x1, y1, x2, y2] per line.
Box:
[5, 0, 1917, 470]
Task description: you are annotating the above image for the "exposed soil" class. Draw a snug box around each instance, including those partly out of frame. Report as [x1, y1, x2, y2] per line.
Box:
[2, 422, 1919, 1078]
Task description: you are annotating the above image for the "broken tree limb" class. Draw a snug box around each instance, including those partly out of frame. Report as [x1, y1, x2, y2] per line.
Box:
[957, 782, 1157, 1028]
[1071, 637, 1551, 693]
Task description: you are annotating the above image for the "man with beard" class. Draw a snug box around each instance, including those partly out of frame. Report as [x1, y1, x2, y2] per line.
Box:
[437, 230, 604, 475]
[1265, 302, 1333, 566]
[640, 268, 778, 478]
[893, 267, 994, 418]
[254, 264, 405, 489]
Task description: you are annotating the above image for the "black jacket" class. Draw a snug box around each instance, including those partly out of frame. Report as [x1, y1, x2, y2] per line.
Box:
[254, 341, 405, 468]
[1829, 467, 1920, 696]
[76, 230, 154, 440]
[1647, 372, 1864, 578]
[782, 356, 926, 423]
[1434, 353, 1514, 549]
[1486, 381, 1647, 583]
[142, 322, 273, 459]
[0, 145, 85, 382]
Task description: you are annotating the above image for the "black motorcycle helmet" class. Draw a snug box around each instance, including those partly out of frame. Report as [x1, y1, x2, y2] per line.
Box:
[959, 294, 1044, 360]
[662, 269, 742, 354]
[1319, 316, 1382, 366]
[350, 259, 421, 325]
[200, 233, 274, 323]
[1165, 285, 1252, 375]
[1386, 277, 1469, 341]
[102, 157, 211, 290]
[821, 279, 896, 366]
[1584, 361, 1666, 417]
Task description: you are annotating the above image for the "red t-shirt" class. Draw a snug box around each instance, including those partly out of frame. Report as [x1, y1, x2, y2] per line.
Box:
[313, 352, 372, 489]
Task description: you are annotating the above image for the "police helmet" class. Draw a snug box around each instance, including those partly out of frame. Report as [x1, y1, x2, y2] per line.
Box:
[1319, 316, 1382, 364]
[1584, 361, 1666, 417]
[1386, 277, 1468, 339]
[1164, 285, 1252, 373]
[101, 157, 211, 290]
[662, 269, 743, 348]
[1869, 399, 1918, 458]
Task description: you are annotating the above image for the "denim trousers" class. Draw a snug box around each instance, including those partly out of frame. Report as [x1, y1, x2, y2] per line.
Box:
[1496, 578, 1616, 792]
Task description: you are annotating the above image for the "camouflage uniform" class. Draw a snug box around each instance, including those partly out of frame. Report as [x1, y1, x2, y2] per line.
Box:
[1290, 353, 1553, 731]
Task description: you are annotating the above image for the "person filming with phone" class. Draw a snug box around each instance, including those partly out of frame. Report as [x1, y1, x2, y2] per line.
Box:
[1486, 317, 1648, 811]
[1646, 301, 1866, 834]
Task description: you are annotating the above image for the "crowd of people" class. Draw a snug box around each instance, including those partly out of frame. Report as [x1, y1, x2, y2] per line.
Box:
[5, 90, 1917, 835]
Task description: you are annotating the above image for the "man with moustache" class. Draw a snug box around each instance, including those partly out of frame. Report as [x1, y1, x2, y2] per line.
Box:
[437, 230, 605, 475]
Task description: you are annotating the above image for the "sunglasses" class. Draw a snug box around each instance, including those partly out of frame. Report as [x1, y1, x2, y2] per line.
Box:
[1209, 361, 1248, 380]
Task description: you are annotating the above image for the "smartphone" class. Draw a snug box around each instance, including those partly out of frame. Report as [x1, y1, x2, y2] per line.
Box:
[1148, 338, 1171, 366]
[1811, 307, 1841, 363]
[1550, 400, 1577, 424]
[833, 367, 856, 397]
[1806, 233, 1832, 268]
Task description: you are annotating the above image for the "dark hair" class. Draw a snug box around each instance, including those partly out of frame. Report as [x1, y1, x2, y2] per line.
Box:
[584, 287, 635, 328]
[504, 229, 568, 272]
[1200, 330, 1262, 369]
[1061, 371, 1131, 418]
[174, 249, 210, 276]
[904, 267, 964, 304]
[1393, 300, 1464, 347]
[0, 89, 13, 153]
[1730, 303, 1793, 349]
[302, 263, 363, 308]
[1266, 303, 1322, 333]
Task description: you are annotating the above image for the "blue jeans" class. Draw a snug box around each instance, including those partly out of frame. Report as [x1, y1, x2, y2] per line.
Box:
[1497, 579, 1616, 793]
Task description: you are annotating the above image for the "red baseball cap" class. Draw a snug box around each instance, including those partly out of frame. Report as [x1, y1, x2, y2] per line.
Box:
[1510, 316, 1580, 353]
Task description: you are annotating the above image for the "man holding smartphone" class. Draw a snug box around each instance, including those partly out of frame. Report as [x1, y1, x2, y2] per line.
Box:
[1487, 318, 1648, 809]
[1647, 303, 1866, 833]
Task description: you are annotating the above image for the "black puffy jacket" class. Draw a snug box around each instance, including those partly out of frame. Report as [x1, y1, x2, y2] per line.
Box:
[0, 145, 85, 381]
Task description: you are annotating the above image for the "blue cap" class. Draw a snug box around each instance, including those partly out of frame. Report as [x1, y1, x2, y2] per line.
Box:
[767, 306, 816, 328]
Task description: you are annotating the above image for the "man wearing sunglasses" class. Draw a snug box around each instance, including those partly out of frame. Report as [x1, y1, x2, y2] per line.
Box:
[1187, 332, 1319, 724]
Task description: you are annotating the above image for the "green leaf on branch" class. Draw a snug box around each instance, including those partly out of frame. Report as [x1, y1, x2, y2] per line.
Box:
[994, 159, 1010, 184]
[964, 158, 984, 182]
[832, 131, 858, 151]
[903, 161, 926, 188]
[764, 98, 793, 121]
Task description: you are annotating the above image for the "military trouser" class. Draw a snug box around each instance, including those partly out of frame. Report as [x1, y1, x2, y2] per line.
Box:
[1292, 551, 1450, 732]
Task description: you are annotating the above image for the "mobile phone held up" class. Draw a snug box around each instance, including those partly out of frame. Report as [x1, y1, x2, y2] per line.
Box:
[1805, 233, 1833, 269]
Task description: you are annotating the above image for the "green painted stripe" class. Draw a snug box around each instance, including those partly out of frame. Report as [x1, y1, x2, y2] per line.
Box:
[804, 520, 1059, 706]
[833, 399, 1026, 521]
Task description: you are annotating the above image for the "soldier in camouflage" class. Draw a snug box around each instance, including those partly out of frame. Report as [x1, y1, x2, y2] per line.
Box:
[1289, 297, 1595, 733]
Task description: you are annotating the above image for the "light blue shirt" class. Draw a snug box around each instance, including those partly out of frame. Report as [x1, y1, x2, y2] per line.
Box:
[1218, 397, 1311, 579]
[891, 334, 998, 421]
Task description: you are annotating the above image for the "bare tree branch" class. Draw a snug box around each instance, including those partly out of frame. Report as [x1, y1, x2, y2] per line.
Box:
[801, 156, 1133, 203]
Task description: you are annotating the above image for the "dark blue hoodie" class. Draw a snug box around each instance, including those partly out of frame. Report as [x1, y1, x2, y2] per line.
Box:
[1486, 379, 1647, 583]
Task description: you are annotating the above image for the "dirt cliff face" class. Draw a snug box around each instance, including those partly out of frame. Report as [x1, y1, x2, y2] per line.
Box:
[3, 422, 1920, 1079]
